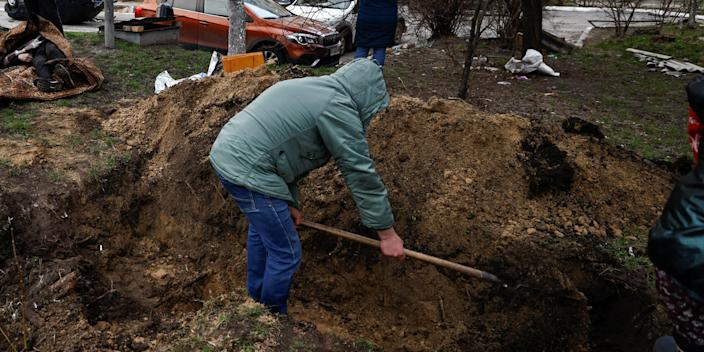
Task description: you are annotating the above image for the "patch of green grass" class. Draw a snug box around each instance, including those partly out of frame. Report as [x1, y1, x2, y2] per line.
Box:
[216, 312, 234, 329]
[55, 99, 73, 107]
[1, 109, 34, 137]
[240, 304, 267, 318]
[290, 340, 313, 352]
[597, 25, 704, 65]
[47, 169, 64, 184]
[353, 338, 380, 352]
[88, 129, 117, 153]
[66, 32, 213, 97]
[0, 159, 10, 168]
[560, 39, 694, 160]
[606, 228, 652, 271]
[88, 152, 131, 182]
[251, 322, 269, 339]
[66, 134, 85, 149]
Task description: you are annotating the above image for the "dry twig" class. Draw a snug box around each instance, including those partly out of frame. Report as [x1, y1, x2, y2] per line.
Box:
[0, 324, 17, 352]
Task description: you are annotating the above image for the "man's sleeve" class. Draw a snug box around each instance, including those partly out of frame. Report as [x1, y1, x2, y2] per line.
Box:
[316, 104, 394, 230]
[287, 182, 301, 209]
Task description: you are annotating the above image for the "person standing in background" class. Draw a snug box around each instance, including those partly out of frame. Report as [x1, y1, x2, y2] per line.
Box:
[353, 0, 398, 67]
[649, 76, 704, 352]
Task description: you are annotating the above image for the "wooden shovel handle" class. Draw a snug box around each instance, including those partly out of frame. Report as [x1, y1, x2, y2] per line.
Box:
[300, 220, 503, 284]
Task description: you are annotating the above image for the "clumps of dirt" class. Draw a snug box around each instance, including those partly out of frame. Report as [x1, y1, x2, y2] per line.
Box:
[521, 131, 575, 196]
[0, 68, 679, 351]
[562, 117, 605, 140]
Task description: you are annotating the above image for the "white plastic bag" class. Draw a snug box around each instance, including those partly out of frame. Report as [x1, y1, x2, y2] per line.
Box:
[504, 49, 560, 77]
[154, 51, 222, 94]
[154, 71, 208, 94]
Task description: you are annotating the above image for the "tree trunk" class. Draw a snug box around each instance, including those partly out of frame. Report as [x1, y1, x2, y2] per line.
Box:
[104, 0, 114, 49]
[520, 0, 542, 53]
[458, 1, 486, 99]
[228, 0, 246, 55]
[688, 0, 699, 28]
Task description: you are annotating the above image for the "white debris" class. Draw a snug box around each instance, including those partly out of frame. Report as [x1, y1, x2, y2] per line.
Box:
[504, 49, 560, 77]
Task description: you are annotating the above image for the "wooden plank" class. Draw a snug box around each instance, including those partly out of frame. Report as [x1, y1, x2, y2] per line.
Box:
[626, 48, 672, 60]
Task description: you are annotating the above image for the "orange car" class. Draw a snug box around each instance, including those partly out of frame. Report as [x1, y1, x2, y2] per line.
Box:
[136, 0, 342, 65]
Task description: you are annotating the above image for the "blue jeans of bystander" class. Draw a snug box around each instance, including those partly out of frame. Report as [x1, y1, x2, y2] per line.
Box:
[355, 47, 386, 67]
[218, 176, 302, 315]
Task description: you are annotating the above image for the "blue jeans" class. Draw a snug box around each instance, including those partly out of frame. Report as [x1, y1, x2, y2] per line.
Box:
[218, 176, 302, 315]
[355, 47, 386, 67]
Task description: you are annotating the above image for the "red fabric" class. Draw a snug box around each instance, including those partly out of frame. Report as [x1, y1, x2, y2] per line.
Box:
[657, 269, 704, 350]
[689, 106, 702, 164]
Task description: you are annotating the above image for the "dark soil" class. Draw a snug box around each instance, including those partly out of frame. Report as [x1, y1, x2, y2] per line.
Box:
[1, 68, 677, 351]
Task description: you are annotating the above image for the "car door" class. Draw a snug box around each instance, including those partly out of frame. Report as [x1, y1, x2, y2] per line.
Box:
[172, 0, 201, 47]
[200, 0, 254, 51]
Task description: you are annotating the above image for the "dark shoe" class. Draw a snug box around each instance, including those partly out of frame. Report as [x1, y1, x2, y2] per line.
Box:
[653, 336, 679, 352]
[34, 78, 63, 93]
[54, 64, 75, 89]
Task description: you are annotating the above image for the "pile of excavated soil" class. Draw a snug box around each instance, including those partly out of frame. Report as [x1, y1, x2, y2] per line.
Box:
[1, 68, 677, 351]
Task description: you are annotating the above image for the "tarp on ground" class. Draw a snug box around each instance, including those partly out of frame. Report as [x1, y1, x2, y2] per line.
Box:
[0, 15, 103, 101]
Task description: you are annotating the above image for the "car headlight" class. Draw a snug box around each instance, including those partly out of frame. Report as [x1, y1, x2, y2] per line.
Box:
[286, 33, 320, 45]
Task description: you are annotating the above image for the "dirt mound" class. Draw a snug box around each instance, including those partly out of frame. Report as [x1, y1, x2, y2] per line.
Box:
[1, 68, 677, 351]
[296, 96, 674, 350]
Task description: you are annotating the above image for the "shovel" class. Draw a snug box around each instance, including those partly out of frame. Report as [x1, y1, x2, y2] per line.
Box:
[301, 220, 504, 285]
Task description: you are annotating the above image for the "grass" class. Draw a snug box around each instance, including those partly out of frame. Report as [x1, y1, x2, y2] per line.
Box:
[47, 169, 64, 184]
[239, 303, 267, 318]
[88, 153, 131, 182]
[551, 26, 704, 160]
[66, 32, 214, 97]
[597, 25, 704, 65]
[352, 338, 380, 352]
[606, 227, 652, 272]
[1, 109, 34, 137]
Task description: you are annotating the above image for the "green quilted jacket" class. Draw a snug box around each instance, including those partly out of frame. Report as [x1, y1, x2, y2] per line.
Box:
[210, 59, 393, 230]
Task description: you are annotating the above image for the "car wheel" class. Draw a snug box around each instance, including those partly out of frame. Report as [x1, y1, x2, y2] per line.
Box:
[5, 1, 28, 21]
[257, 44, 286, 65]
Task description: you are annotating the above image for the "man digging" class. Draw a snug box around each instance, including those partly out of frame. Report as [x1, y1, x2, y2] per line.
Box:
[210, 58, 405, 315]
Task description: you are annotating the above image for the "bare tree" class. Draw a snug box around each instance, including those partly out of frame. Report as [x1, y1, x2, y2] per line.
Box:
[458, 0, 489, 99]
[520, 0, 542, 52]
[228, 0, 246, 55]
[489, 0, 521, 47]
[104, 0, 114, 49]
[687, 0, 699, 28]
[654, 0, 686, 29]
[597, 0, 645, 36]
[404, 0, 473, 38]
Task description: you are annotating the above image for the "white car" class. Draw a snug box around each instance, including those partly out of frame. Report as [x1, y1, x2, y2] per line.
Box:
[276, 0, 357, 52]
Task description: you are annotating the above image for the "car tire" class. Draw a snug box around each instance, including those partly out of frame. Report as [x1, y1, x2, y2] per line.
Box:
[255, 43, 287, 65]
[5, 2, 28, 21]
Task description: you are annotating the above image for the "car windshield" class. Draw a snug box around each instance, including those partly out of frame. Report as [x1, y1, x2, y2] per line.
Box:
[295, 0, 352, 9]
[244, 0, 293, 19]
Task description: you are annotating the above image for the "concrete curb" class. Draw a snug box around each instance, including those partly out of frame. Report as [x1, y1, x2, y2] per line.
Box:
[544, 5, 704, 21]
